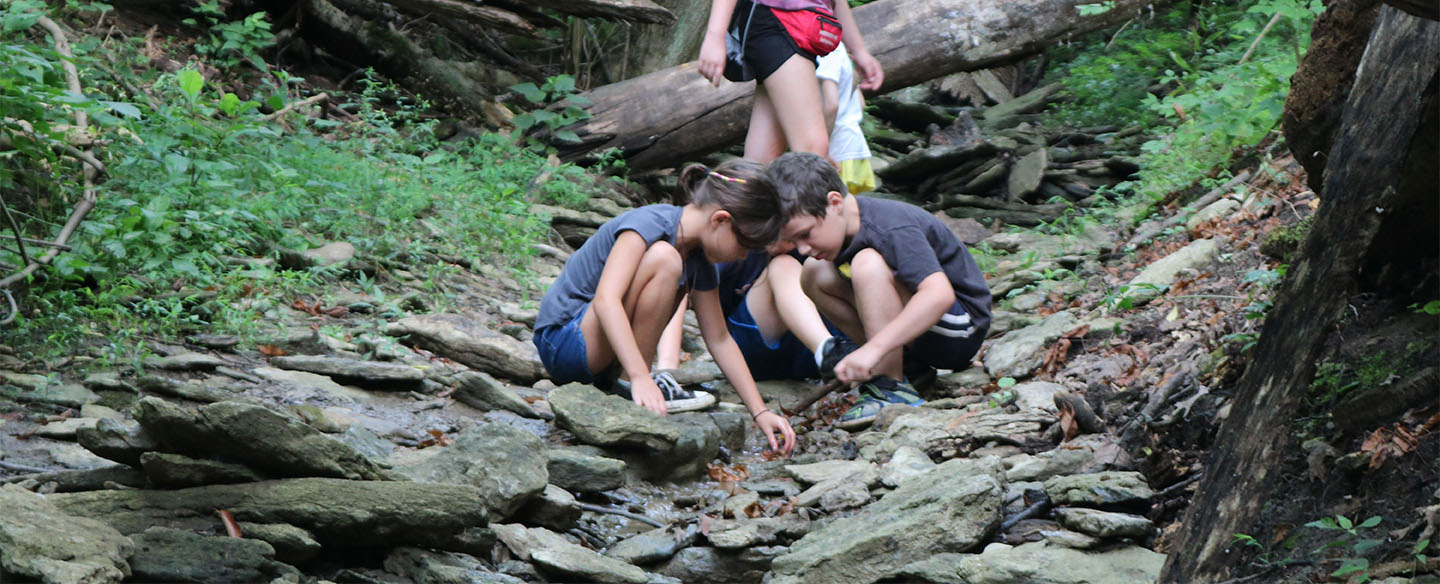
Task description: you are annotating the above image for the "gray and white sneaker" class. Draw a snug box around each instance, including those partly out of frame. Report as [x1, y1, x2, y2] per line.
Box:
[601, 369, 716, 413]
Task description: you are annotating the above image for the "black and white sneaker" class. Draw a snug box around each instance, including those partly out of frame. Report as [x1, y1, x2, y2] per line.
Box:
[599, 369, 716, 413]
[816, 336, 860, 380]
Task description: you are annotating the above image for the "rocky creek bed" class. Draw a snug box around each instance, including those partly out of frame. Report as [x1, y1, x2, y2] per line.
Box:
[1, 151, 1435, 584]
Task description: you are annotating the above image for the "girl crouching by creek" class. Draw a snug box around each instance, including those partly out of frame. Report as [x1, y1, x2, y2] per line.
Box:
[533, 159, 797, 453]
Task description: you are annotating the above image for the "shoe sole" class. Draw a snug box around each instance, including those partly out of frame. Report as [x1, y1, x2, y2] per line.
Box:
[665, 390, 717, 413]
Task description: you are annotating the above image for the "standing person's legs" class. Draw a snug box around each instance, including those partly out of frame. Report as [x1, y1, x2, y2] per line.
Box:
[745, 55, 830, 162]
[580, 241, 685, 378]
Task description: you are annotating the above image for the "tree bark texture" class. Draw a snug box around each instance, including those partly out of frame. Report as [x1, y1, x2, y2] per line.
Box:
[300, 0, 503, 120]
[1158, 8, 1440, 581]
[619, 0, 713, 81]
[555, 0, 1172, 170]
[1281, 0, 1380, 192]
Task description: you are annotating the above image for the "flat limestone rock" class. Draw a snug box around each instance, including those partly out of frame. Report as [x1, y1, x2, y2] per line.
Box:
[0, 484, 134, 584]
[269, 355, 425, 387]
[385, 314, 544, 383]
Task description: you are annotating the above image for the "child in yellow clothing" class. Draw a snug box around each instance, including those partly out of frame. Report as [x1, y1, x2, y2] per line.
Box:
[816, 43, 878, 194]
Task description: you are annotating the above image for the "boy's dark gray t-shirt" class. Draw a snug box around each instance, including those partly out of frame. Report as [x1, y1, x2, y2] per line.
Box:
[834, 196, 992, 331]
[536, 205, 717, 332]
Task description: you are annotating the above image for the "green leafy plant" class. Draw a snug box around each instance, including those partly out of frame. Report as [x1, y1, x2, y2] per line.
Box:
[182, 0, 274, 69]
[510, 74, 593, 146]
[1410, 300, 1440, 316]
[1306, 514, 1383, 582]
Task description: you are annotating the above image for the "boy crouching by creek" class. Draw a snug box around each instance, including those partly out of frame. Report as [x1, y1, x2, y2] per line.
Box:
[771, 152, 992, 430]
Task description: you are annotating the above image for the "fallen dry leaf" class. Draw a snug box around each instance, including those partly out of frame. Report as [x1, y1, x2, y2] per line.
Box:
[1058, 402, 1080, 442]
[217, 509, 242, 538]
[257, 344, 286, 357]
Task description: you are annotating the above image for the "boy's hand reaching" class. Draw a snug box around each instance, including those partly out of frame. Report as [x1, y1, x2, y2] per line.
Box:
[833, 344, 884, 385]
[630, 376, 669, 416]
[754, 410, 796, 455]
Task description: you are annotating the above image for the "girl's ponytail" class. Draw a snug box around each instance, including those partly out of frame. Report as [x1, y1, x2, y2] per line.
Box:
[682, 158, 783, 249]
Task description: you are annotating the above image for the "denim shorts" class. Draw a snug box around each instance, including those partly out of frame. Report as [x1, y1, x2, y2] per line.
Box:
[906, 299, 987, 371]
[534, 305, 596, 384]
[727, 296, 843, 381]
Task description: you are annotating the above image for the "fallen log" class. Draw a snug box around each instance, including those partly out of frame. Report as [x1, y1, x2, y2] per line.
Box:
[556, 0, 1171, 170]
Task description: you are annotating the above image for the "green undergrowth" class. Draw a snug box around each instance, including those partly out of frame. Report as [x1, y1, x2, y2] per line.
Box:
[2, 3, 597, 363]
[1043, 0, 1320, 212]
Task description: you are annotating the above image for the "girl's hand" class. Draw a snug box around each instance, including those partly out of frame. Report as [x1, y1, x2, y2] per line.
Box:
[698, 32, 727, 86]
[754, 409, 797, 454]
[834, 344, 883, 385]
[630, 376, 669, 416]
[851, 50, 884, 91]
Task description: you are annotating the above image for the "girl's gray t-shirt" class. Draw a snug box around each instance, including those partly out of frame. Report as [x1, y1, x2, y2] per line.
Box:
[536, 205, 717, 332]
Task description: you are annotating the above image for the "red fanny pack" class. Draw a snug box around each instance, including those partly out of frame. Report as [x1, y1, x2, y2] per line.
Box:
[772, 6, 842, 57]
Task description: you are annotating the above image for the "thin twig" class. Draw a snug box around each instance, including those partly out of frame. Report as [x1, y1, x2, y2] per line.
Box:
[1238, 12, 1283, 65]
[1156, 472, 1203, 498]
[261, 93, 329, 122]
[784, 379, 846, 416]
[0, 460, 57, 474]
[0, 289, 17, 325]
[573, 502, 666, 528]
[0, 198, 32, 266]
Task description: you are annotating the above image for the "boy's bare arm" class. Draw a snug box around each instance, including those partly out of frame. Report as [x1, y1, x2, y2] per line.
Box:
[835, 272, 953, 383]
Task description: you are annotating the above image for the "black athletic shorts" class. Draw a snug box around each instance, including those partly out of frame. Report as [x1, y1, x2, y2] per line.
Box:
[724, 0, 818, 83]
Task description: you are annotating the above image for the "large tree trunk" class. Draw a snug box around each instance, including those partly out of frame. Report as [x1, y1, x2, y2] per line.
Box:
[555, 0, 1169, 170]
[618, 0, 712, 81]
[1158, 7, 1440, 581]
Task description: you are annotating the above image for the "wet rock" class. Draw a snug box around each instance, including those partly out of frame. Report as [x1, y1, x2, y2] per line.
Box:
[236, 522, 322, 564]
[1043, 471, 1154, 506]
[1053, 507, 1154, 539]
[83, 372, 136, 393]
[722, 490, 760, 519]
[1039, 527, 1106, 550]
[707, 515, 811, 549]
[0, 484, 134, 584]
[454, 371, 541, 419]
[656, 546, 786, 584]
[393, 421, 547, 521]
[867, 407, 1051, 462]
[785, 460, 879, 485]
[1004, 446, 1098, 483]
[1011, 381, 1067, 413]
[0, 465, 147, 493]
[149, 352, 226, 371]
[1123, 238, 1220, 304]
[550, 384, 679, 452]
[1007, 147, 1048, 200]
[492, 523, 649, 584]
[79, 403, 124, 420]
[14, 382, 99, 409]
[941, 540, 1165, 583]
[270, 355, 425, 387]
[1185, 197, 1242, 230]
[303, 241, 355, 266]
[134, 398, 393, 481]
[546, 447, 627, 493]
[607, 526, 697, 565]
[33, 417, 100, 440]
[934, 214, 994, 245]
[385, 314, 545, 383]
[77, 418, 160, 467]
[818, 481, 872, 511]
[139, 452, 263, 488]
[128, 527, 297, 584]
[880, 446, 937, 488]
[1, 370, 50, 389]
[188, 334, 240, 349]
[136, 375, 256, 404]
[52, 478, 490, 549]
[383, 547, 523, 584]
[514, 484, 581, 532]
[253, 367, 372, 402]
[793, 463, 880, 509]
[983, 311, 1080, 379]
[769, 458, 1006, 584]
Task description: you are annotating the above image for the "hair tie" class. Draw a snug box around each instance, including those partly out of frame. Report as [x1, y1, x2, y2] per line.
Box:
[709, 171, 747, 184]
